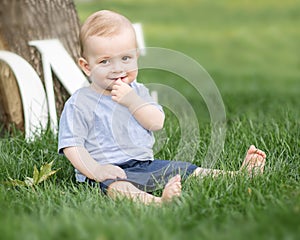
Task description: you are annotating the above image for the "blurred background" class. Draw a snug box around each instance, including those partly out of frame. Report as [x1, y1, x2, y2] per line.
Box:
[75, 0, 300, 122]
[0, 2, 299, 239]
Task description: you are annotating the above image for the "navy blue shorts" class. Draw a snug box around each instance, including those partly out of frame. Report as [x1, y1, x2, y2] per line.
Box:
[87, 159, 198, 194]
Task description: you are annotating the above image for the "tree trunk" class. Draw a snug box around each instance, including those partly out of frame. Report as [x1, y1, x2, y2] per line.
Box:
[0, 0, 81, 134]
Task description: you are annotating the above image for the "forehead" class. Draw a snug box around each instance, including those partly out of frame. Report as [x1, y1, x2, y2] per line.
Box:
[85, 29, 137, 57]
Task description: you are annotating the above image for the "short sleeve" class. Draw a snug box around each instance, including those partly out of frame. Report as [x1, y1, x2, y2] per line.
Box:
[133, 82, 164, 113]
[58, 100, 89, 154]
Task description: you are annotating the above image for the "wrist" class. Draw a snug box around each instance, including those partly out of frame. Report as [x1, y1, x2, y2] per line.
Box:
[126, 92, 149, 113]
[91, 164, 102, 182]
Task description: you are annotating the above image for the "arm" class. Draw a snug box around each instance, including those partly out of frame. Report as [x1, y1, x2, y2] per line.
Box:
[111, 79, 165, 131]
[63, 146, 127, 182]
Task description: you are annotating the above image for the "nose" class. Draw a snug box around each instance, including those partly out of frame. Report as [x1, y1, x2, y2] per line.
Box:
[111, 60, 124, 74]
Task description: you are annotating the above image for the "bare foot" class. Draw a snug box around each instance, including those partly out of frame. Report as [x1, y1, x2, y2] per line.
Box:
[241, 145, 266, 176]
[161, 174, 182, 202]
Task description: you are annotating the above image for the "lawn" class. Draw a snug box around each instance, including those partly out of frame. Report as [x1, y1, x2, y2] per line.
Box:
[0, 0, 299, 239]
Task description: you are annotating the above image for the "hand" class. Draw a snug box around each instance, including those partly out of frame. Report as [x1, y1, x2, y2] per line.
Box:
[94, 164, 127, 182]
[111, 78, 136, 107]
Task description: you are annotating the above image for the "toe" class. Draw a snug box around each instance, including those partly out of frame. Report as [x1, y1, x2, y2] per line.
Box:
[247, 145, 257, 154]
[175, 181, 182, 189]
[260, 150, 266, 159]
[169, 174, 181, 183]
[256, 149, 266, 159]
[174, 174, 181, 181]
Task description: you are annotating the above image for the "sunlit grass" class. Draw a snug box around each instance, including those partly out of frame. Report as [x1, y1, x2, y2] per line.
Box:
[0, 0, 299, 239]
[0, 113, 299, 240]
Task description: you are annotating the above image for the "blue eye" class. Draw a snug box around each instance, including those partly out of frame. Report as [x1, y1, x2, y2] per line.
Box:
[100, 59, 109, 65]
[122, 56, 131, 61]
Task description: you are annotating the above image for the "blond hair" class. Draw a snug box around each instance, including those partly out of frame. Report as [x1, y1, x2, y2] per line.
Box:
[79, 10, 136, 57]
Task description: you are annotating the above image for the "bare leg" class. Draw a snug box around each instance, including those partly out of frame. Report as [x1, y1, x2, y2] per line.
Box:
[192, 145, 266, 178]
[107, 174, 182, 205]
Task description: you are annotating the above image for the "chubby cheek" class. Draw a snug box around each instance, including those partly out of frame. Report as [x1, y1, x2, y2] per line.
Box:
[89, 67, 109, 82]
[125, 70, 138, 84]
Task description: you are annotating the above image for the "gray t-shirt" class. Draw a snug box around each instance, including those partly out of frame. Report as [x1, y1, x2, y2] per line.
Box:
[58, 81, 163, 182]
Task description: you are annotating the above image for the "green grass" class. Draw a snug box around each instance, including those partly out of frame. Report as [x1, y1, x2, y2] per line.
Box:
[0, 117, 299, 240]
[1, 0, 300, 239]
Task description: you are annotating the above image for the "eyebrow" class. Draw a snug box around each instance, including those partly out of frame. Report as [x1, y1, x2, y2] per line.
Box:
[96, 51, 136, 61]
[95, 55, 110, 62]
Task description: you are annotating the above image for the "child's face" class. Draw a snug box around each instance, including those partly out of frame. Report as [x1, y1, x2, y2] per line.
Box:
[79, 29, 138, 94]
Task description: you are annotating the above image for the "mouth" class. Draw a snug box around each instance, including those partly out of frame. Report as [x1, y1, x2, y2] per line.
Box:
[109, 76, 127, 82]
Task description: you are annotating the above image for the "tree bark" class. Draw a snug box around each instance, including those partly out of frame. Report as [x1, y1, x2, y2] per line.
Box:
[0, 0, 81, 134]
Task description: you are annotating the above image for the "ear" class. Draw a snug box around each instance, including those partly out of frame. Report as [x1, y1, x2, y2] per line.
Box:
[78, 57, 91, 76]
